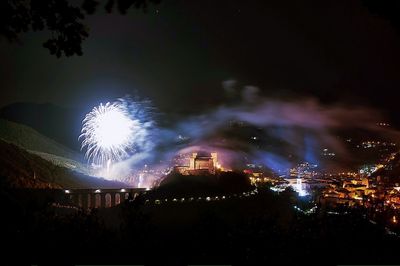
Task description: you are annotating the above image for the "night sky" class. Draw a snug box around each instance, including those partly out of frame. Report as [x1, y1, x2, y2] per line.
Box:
[1, 0, 400, 119]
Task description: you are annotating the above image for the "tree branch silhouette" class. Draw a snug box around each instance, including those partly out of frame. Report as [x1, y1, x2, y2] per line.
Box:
[0, 0, 160, 57]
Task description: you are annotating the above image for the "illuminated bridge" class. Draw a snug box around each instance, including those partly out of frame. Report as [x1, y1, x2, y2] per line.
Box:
[63, 188, 147, 209]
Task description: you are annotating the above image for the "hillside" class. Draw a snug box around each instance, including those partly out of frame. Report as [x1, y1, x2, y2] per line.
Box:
[0, 102, 84, 151]
[0, 118, 91, 176]
[148, 171, 253, 198]
[372, 152, 400, 184]
[0, 118, 81, 160]
[0, 139, 127, 189]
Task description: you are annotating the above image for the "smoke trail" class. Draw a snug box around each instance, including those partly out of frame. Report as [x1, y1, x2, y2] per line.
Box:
[97, 83, 400, 186]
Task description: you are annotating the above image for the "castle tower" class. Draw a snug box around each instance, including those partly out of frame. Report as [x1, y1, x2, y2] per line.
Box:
[211, 152, 218, 166]
[189, 152, 197, 170]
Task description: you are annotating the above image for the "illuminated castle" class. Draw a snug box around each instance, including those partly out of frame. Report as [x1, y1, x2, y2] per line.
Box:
[189, 152, 218, 174]
[174, 152, 219, 175]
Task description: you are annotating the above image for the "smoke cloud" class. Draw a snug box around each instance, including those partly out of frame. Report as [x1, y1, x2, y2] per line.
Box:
[103, 82, 400, 186]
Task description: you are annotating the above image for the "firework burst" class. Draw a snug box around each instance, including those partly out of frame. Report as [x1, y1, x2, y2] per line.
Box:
[80, 98, 153, 171]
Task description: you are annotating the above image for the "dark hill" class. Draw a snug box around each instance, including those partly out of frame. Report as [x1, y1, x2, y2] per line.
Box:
[150, 171, 253, 198]
[0, 138, 126, 189]
[372, 152, 400, 184]
[0, 118, 80, 160]
[0, 102, 84, 151]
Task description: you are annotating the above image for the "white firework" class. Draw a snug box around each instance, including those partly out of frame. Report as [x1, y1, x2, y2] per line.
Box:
[80, 101, 139, 167]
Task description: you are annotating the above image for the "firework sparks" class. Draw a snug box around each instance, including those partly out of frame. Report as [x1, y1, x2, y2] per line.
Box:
[80, 101, 138, 168]
[79, 96, 156, 181]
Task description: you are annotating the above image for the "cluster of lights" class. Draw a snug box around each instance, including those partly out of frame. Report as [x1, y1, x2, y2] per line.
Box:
[376, 122, 390, 127]
[359, 164, 384, 175]
[270, 186, 286, 193]
[51, 202, 80, 210]
[290, 178, 309, 197]
[322, 148, 335, 156]
[143, 188, 259, 206]
[338, 172, 358, 177]
[357, 141, 396, 149]
[289, 162, 319, 179]
[293, 205, 317, 215]
[249, 176, 270, 184]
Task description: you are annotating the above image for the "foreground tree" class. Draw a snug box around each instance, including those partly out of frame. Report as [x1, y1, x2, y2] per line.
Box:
[0, 0, 160, 57]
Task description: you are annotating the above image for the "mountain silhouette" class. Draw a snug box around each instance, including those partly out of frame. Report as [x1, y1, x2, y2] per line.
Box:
[0, 102, 85, 151]
[0, 138, 126, 189]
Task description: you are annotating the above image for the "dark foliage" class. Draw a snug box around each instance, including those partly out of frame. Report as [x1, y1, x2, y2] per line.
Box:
[2, 185, 400, 265]
[362, 0, 400, 32]
[152, 171, 253, 198]
[0, 0, 160, 57]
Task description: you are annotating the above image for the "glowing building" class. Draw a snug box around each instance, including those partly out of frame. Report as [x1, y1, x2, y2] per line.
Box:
[188, 152, 218, 174]
[285, 177, 310, 197]
[174, 151, 219, 175]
